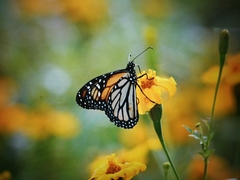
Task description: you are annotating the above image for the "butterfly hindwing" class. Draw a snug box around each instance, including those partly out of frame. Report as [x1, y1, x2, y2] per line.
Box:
[105, 72, 138, 128]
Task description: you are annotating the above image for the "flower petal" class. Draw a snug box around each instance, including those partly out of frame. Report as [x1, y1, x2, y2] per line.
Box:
[137, 69, 177, 114]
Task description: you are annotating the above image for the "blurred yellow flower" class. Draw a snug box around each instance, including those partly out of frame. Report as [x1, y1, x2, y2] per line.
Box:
[0, 171, 11, 180]
[138, 0, 172, 18]
[0, 105, 27, 134]
[14, 0, 108, 24]
[164, 89, 199, 145]
[144, 26, 158, 46]
[48, 111, 80, 138]
[118, 121, 160, 164]
[137, 69, 177, 114]
[201, 65, 226, 84]
[202, 53, 240, 85]
[60, 0, 108, 23]
[118, 139, 160, 165]
[196, 84, 236, 117]
[0, 76, 79, 139]
[119, 121, 149, 148]
[22, 106, 80, 139]
[89, 154, 146, 180]
[200, 54, 240, 117]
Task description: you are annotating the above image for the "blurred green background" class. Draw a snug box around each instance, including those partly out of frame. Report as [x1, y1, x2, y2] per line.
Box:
[0, 0, 240, 179]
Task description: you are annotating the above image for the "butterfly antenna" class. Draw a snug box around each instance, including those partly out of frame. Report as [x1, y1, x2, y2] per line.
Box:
[132, 46, 153, 62]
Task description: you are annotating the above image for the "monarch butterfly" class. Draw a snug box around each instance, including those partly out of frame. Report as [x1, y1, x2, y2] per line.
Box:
[76, 47, 153, 129]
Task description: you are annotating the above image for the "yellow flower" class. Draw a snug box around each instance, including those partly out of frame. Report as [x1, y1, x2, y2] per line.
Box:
[137, 69, 177, 114]
[89, 154, 146, 180]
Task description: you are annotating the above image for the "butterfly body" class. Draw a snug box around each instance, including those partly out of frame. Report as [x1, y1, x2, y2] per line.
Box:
[76, 61, 139, 129]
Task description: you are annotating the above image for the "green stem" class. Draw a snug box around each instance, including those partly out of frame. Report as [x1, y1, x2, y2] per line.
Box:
[203, 157, 208, 180]
[204, 53, 226, 180]
[153, 120, 180, 180]
[208, 53, 225, 133]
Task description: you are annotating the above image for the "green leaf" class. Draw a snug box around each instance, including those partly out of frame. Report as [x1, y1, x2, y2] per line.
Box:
[189, 133, 200, 140]
[183, 125, 193, 133]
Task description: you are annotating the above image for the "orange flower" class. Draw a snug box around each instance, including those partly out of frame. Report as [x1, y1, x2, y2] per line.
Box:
[89, 154, 146, 180]
[202, 53, 240, 85]
[137, 69, 177, 114]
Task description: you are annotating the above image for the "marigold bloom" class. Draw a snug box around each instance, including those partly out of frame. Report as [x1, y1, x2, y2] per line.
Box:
[89, 154, 146, 180]
[137, 69, 177, 114]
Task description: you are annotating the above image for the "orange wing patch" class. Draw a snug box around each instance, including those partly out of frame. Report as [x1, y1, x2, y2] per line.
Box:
[101, 72, 126, 101]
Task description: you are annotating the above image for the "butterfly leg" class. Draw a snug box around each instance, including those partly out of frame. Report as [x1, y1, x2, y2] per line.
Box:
[137, 71, 154, 81]
[136, 83, 156, 104]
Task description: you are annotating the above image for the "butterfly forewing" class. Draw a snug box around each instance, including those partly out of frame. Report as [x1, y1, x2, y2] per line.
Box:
[76, 70, 126, 110]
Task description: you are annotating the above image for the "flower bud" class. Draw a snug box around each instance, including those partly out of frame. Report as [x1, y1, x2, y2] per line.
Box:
[219, 29, 229, 55]
[149, 104, 162, 122]
[163, 162, 171, 178]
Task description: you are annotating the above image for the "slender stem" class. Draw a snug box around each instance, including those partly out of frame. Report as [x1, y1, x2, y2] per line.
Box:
[208, 53, 225, 133]
[153, 120, 180, 180]
[204, 53, 226, 180]
[203, 157, 208, 180]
